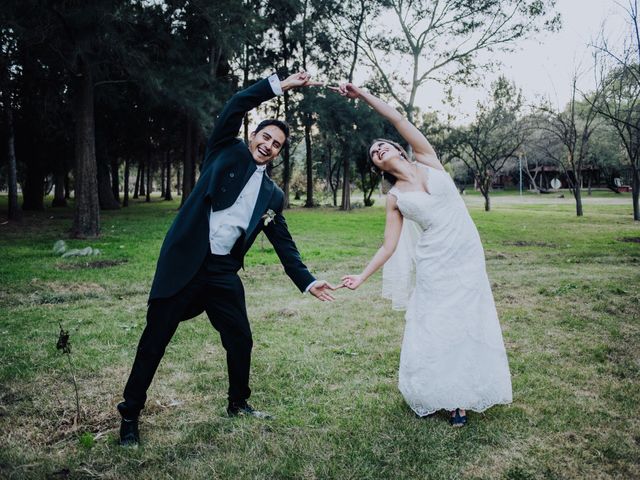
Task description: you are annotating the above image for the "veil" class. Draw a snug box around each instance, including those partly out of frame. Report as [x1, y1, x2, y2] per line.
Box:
[382, 216, 421, 311]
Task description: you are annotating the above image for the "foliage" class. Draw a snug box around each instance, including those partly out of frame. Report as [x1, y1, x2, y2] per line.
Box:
[2, 0, 639, 230]
[534, 75, 601, 216]
[592, 0, 640, 220]
[360, 0, 560, 122]
[448, 77, 527, 211]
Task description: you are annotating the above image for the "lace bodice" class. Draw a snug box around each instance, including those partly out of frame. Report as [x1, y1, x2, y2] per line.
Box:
[388, 165, 465, 232]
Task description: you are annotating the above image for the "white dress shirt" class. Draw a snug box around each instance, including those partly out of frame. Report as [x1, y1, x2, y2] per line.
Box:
[209, 165, 265, 255]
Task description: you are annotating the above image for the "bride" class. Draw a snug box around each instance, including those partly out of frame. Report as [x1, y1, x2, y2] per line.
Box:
[333, 83, 512, 426]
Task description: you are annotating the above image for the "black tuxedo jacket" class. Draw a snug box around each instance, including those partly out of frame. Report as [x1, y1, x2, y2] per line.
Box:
[149, 78, 315, 301]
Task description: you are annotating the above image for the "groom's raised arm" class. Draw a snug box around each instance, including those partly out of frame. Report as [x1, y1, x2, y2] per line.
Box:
[204, 75, 282, 163]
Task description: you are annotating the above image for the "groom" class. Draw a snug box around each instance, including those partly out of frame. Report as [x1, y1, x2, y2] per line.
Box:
[117, 71, 335, 446]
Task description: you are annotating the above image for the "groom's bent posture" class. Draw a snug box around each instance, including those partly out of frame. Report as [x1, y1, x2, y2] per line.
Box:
[117, 72, 334, 446]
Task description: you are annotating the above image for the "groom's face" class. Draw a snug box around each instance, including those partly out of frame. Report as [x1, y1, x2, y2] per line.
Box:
[249, 125, 286, 165]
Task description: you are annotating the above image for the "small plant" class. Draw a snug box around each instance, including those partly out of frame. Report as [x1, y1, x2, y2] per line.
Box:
[78, 432, 95, 449]
[56, 323, 81, 425]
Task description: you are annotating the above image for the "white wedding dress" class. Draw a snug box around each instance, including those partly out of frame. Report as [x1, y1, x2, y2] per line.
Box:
[383, 164, 512, 416]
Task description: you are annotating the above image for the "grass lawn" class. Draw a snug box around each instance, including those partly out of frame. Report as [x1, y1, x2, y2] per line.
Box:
[0, 193, 638, 479]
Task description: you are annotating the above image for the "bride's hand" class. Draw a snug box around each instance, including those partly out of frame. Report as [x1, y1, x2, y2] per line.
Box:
[328, 82, 362, 99]
[341, 274, 364, 290]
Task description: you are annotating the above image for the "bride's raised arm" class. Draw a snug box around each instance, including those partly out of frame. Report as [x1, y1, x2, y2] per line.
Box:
[330, 83, 444, 171]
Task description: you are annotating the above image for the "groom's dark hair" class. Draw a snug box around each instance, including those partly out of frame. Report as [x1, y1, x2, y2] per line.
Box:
[255, 119, 290, 144]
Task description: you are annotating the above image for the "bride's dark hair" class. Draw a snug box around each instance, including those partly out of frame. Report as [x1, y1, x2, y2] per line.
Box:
[369, 138, 410, 187]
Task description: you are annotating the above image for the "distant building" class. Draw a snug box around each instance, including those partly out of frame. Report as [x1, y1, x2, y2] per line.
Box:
[525, 165, 633, 192]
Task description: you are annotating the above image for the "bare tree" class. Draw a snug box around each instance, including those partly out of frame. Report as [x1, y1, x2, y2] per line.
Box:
[591, 0, 640, 220]
[360, 0, 560, 124]
[537, 74, 601, 216]
[522, 152, 542, 192]
[451, 77, 527, 211]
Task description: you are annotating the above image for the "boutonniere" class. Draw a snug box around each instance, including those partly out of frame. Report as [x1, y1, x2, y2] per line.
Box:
[261, 209, 276, 226]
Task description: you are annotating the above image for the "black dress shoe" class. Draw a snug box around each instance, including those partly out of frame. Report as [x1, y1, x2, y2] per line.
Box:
[227, 402, 272, 419]
[449, 408, 467, 428]
[119, 417, 140, 446]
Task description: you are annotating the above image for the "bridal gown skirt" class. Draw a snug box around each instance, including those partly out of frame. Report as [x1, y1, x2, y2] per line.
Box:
[387, 166, 512, 416]
[398, 262, 513, 416]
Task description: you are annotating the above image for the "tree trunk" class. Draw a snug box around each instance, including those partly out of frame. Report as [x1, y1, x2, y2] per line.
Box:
[361, 168, 375, 206]
[160, 152, 166, 198]
[111, 156, 120, 201]
[5, 106, 22, 220]
[71, 57, 100, 238]
[632, 166, 639, 221]
[22, 161, 45, 210]
[133, 160, 141, 198]
[333, 161, 341, 208]
[146, 149, 152, 203]
[243, 44, 250, 143]
[139, 159, 146, 197]
[574, 186, 583, 217]
[348, 0, 366, 83]
[481, 179, 491, 212]
[52, 170, 67, 207]
[329, 147, 340, 208]
[64, 173, 71, 199]
[325, 153, 331, 194]
[123, 157, 130, 207]
[97, 154, 120, 210]
[176, 160, 182, 196]
[525, 170, 538, 191]
[483, 191, 491, 211]
[281, 90, 292, 209]
[341, 152, 351, 210]
[181, 118, 194, 207]
[164, 150, 172, 200]
[304, 118, 313, 207]
[191, 125, 199, 189]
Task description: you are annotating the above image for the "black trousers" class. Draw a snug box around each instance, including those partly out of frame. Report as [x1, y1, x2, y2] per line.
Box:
[119, 253, 251, 419]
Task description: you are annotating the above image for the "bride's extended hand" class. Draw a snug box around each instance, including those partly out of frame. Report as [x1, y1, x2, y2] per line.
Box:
[341, 274, 364, 290]
[328, 82, 363, 99]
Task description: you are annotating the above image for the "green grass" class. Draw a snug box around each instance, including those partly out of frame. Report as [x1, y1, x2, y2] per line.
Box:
[0, 193, 639, 479]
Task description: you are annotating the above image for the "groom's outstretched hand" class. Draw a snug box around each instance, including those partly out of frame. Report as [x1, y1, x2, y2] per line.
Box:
[309, 280, 337, 302]
[281, 71, 323, 91]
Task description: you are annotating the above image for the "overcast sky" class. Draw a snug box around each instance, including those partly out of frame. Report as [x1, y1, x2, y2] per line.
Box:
[407, 0, 631, 123]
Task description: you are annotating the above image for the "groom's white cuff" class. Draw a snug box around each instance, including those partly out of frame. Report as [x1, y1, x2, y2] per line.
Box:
[268, 74, 283, 96]
[304, 280, 317, 294]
